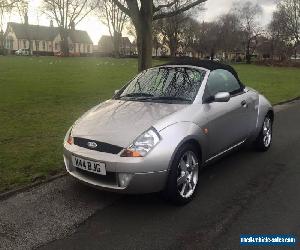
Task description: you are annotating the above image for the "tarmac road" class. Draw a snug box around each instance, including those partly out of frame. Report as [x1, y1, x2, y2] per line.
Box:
[0, 100, 299, 250]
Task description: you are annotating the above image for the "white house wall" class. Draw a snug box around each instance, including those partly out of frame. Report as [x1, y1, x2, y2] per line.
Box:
[53, 34, 61, 52]
[5, 29, 18, 50]
[5, 24, 93, 55]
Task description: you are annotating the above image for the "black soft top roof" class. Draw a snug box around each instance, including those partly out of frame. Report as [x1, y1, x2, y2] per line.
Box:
[159, 58, 240, 82]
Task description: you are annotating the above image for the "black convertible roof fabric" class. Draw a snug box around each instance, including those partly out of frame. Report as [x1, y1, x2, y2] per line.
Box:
[159, 58, 240, 82]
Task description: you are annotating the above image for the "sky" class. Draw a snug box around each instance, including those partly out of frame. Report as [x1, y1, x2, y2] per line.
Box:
[3, 0, 277, 45]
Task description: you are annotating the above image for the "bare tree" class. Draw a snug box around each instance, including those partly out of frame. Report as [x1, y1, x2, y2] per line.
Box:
[152, 20, 162, 56]
[233, 1, 262, 64]
[180, 17, 198, 57]
[111, 0, 207, 71]
[0, 0, 20, 8]
[156, 12, 187, 57]
[0, 0, 21, 31]
[96, 0, 128, 57]
[203, 21, 221, 59]
[276, 0, 300, 58]
[41, 0, 98, 56]
[268, 9, 290, 60]
[217, 13, 241, 60]
[182, 20, 221, 59]
[15, 0, 28, 23]
[182, 19, 205, 58]
[0, 0, 23, 51]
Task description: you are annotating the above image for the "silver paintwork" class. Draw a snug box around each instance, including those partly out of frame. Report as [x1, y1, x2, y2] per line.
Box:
[214, 92, 231, 102]
[64, 65, 273, 194]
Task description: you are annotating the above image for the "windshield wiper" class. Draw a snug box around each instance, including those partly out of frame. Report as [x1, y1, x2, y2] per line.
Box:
[118, 93, 154, 99]
[117, 94, 192, 103]
[147, 96, 193, 103]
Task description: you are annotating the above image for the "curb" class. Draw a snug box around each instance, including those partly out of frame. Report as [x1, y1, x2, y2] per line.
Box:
[0, 172, 67, 201]
[1, 96, 299, 201]
[274, 96, 300, 106]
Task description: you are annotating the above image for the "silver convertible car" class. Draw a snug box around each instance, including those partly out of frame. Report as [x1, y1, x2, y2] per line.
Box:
[63, 60, 274, 204]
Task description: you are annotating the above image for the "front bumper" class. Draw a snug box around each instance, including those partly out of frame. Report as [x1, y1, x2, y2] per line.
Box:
[63, 143, 169, 194]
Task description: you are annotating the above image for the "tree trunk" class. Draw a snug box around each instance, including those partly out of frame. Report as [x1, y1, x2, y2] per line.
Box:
[136, 0, 153, 72]
[294, 43, 298, 60]
[210, 49, 215, 59]
[169, 40, 177, 57]
[270, 39, 274, 60]
[60, 28, 69, 56]
[246, 40, 251, 64]
[28, 40, 32, 55]
[113, 31, 120, 58]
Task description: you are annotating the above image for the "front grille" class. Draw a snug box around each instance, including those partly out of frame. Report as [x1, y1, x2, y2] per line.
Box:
[74, 137, 123, 154]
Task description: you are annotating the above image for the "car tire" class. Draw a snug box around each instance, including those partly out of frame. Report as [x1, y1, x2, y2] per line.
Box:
[254, 115, 273, 152]
[163, 143, 201, 205]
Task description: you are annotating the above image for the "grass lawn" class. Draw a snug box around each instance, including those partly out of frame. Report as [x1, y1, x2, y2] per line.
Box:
[0, 56, 299, 192]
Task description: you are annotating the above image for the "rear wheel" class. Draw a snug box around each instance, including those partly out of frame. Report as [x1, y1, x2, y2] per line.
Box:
[163, 143, 200, 205]
[254, 115, 273, 151]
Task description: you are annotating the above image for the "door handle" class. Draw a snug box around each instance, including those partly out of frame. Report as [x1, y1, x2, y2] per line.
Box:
[241, 100, 247, 107]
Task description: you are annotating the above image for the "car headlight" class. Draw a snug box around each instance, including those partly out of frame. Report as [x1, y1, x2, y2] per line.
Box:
[121, 128, 161, 157]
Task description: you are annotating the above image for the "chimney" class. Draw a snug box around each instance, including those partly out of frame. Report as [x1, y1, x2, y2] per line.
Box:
[24, 12, 29, 25]
[50, 20, 54, 27]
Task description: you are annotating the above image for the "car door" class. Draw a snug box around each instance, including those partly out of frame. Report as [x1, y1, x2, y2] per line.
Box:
[202, 69, 253, 158]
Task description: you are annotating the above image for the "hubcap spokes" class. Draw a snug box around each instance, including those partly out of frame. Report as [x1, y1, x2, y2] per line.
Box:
[263, 118, 272, 147]
[177, 151, 199, 198]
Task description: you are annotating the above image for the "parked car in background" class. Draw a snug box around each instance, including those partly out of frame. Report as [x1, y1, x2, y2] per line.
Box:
[63, 59, 274, 205]
[291, 54, 300, 60]
[15, 49, 31, 56]
[205, 56, 221, 62]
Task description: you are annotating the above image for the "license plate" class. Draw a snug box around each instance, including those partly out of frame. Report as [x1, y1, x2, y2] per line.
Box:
[72, 155, 106, 176]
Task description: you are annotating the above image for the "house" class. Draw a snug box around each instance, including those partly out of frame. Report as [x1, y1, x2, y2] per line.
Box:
[4, 21, 93, 56]
[97, 35, 134, 56]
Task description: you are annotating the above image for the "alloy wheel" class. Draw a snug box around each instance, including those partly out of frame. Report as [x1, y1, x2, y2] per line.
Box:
[263, 117, 272, 148]
[177, 151, 199, 198]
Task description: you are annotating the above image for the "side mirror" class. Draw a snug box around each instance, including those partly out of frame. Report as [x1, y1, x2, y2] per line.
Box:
[214, 92, 230, 102]
[114, 89, 120, 95]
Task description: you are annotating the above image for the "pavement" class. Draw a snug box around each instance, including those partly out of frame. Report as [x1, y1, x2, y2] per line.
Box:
[0, 100, 300, 250]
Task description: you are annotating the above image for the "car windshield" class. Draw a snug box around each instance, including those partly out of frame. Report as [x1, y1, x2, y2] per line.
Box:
[115, 67, 206, 103]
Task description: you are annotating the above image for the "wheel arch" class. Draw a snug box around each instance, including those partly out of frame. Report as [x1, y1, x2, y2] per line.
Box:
[157, 122, 207, 174]
[166, 134, 206, 172]
[267, 109, 274, 122]
[252, 94, 274, 139]
[184, 139, 203, 161]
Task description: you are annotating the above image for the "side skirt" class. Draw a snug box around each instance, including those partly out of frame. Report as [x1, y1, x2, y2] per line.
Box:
[205, 140, 246, 164]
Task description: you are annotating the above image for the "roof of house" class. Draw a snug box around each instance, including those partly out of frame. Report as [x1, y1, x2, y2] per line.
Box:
[98, 35, 112, 45]
[98, 35, 131, 46]
[121, 37, 131, 46]
[6, 22, 92, 44]
[68, 29, 93, 44]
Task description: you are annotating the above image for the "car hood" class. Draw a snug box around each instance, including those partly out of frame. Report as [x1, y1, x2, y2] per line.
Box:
[72, 99, 187, 147]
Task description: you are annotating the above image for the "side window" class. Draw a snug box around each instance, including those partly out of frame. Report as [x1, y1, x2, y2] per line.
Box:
[205, 69, 241, 97]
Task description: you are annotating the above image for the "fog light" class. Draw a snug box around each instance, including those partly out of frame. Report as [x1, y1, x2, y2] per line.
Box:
[118, 173, 133, 188]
